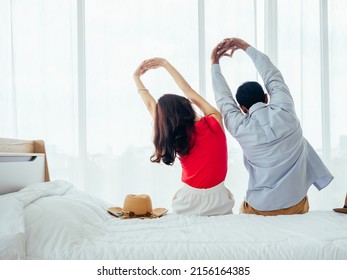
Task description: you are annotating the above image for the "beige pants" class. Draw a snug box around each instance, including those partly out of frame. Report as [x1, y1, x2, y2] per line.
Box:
[240, 196, 309, 216]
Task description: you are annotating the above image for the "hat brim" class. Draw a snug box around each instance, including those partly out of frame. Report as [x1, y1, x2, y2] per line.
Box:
[152, 207, 168, 217]
[107, 207, 124, 218]
[333, 208, 347, 214]
[107, 207, 168, 219]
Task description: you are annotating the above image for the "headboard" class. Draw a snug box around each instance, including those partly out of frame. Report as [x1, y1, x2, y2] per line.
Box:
[0, 138, 50, 181]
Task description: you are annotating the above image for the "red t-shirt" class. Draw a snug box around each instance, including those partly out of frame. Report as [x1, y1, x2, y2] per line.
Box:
[179, 115, 228, 189]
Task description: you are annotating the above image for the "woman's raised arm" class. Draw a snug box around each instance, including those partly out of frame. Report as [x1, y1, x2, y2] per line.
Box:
[133, 60, 157, 119]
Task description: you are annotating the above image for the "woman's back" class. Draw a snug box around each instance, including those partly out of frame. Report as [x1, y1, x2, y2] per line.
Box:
[179, 115, 227, 189]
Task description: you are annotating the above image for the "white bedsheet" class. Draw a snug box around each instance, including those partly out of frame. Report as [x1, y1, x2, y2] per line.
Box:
[1, 180, 346, 260]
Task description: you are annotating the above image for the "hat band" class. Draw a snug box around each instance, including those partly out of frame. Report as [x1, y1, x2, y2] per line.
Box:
[127, 211, 152, 218]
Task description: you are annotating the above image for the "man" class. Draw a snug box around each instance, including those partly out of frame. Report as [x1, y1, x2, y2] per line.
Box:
[211, 37, 333, 215]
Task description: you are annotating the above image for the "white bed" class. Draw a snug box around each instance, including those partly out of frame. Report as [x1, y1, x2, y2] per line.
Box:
[1, 179, 347, 260]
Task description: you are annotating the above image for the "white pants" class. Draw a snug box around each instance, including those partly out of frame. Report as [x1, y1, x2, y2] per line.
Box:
[172, 181, 235, 216]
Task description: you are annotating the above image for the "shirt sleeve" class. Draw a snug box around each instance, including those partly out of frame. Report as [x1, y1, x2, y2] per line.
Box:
[246, 46, 294, 108]
[211, 64, 245, 137]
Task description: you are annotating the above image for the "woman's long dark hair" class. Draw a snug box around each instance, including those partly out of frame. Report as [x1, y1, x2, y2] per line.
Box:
[150, 94, 196, 165]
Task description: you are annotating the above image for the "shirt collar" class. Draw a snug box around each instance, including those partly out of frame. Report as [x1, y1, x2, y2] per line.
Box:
[249, 102, 267, 116]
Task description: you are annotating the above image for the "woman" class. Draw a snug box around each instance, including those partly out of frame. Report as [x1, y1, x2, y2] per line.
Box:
[133, 57, 234, 216]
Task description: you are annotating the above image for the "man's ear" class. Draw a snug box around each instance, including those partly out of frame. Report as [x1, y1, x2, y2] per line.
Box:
[264, 94, 269, 104]
[240, 105, 249, 114]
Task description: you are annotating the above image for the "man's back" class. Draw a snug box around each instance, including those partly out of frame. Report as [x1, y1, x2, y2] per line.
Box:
[235, 99, 311, 211]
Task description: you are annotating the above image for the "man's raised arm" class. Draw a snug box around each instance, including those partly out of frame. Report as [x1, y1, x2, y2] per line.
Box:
[210, 42, 245, 136]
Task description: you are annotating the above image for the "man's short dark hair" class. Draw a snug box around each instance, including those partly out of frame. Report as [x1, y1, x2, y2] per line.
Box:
[236, 81, 266, 109]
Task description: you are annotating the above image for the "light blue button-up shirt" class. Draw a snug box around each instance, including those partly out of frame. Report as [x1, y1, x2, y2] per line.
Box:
[212, 46, 333, 211]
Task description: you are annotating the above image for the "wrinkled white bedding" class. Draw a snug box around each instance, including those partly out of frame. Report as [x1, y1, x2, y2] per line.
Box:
[1, 180, 347, 260]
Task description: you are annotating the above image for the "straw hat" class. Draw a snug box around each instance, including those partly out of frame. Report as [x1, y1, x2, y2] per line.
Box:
[333, 193, 347, 214]
[108, 194, 168, 219]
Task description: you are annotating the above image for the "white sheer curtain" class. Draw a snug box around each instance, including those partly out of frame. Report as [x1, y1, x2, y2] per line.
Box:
[1, 0, 346, 210]
[327, 0, 347, 208]
[0, 0, 80, 182]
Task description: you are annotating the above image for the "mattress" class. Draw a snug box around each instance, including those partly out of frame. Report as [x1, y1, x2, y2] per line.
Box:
[1, 180, 346, 260]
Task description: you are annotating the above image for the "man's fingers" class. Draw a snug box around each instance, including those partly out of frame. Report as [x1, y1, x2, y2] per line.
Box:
[223, 49, 235, 58]
[217, 46, 233, 55]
